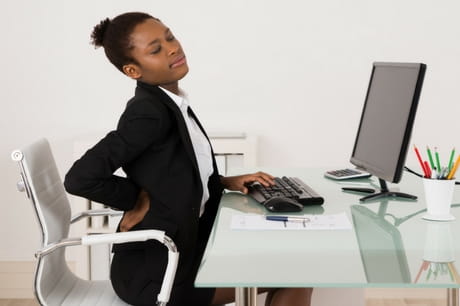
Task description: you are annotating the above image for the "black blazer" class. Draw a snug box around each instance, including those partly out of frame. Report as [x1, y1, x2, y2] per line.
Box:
[64, 81, 224, 284]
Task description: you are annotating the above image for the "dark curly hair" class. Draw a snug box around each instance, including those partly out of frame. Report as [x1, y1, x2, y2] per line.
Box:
[90, 12, 159, 72]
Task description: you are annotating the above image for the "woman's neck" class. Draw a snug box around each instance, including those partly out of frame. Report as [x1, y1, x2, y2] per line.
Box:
[160, 82, 180, 95]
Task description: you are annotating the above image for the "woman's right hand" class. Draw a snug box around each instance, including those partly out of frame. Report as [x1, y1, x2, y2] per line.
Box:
[120, 189, 150, 232]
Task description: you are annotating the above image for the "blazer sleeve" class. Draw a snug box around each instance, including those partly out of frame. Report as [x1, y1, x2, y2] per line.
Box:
[64, 99, 163, 211]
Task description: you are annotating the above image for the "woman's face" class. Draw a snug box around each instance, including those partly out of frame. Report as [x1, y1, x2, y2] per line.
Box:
[126, 18, 188, 88]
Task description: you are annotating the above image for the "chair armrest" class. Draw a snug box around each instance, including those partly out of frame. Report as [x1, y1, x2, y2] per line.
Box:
[82, 230, 166, 246]
[36, 230, 177, 257]
[71, 208, 123, 224]
[35, 237, 82, 258]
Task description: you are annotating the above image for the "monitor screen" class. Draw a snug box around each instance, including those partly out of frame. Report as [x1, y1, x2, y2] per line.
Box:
[350, 62, 426, 183]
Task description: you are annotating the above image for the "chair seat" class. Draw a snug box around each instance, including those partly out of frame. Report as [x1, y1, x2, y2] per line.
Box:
[46, 277, 129, 306]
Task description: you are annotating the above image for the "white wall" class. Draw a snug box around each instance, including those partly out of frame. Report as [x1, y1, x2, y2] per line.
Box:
[2, 0, 460, 260]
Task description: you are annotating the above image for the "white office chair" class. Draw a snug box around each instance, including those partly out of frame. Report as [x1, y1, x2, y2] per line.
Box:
[11, 138, 179, 306]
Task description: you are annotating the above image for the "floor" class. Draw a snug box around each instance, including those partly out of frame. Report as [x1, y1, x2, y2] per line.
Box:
[366, 299, 445, 306]
[0, 301, 39, 306]
[0, 299, 447, 306]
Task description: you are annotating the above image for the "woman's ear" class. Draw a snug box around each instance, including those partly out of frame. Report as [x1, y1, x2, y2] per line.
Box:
[122, 64, 142, 79]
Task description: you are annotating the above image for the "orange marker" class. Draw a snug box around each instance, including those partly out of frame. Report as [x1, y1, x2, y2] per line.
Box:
[447, 155, 460, 180]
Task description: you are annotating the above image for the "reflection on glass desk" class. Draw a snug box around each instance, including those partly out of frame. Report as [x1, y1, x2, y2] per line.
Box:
[351, 204, 411, 283]
[415, 221, 460, 284]
[352, 200, 460, 286]
[195, 168, 460, 306]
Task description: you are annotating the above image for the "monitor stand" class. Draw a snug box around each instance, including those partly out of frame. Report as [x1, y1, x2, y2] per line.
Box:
[359, 178, 417, 202]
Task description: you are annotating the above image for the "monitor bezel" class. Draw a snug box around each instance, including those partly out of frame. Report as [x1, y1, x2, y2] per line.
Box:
[350, 62, 426, 183]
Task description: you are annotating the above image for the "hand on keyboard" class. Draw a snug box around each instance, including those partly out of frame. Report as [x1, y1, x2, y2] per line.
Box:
[220, 171, 275, 194]
[247, 176, 324, 210]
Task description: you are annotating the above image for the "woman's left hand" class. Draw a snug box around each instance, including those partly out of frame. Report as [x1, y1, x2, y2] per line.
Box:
[220, 171, 275, 194]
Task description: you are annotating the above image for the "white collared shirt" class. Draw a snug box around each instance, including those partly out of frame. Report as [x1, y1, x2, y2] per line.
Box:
[160, 87, 213, 217]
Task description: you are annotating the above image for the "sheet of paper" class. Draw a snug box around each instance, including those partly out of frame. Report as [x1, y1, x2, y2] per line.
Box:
[230, 212, 352, 230]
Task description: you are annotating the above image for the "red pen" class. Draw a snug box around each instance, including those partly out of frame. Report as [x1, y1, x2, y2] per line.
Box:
[414, 145, 429, 177]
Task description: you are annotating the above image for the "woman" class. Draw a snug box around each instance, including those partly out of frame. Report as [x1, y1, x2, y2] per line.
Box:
[64, 12, 312, 306]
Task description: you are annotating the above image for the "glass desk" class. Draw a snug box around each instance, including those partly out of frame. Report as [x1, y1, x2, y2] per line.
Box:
[195, 168, 460, 306]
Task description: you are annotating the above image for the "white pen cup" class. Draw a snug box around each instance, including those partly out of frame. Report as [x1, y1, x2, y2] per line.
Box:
[422, 178, 456, 221]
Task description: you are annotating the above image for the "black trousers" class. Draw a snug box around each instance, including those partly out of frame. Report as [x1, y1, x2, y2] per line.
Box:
[110, 209, 217, 306]
[111, 250, 215, 305]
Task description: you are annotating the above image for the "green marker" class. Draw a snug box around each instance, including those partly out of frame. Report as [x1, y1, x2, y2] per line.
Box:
[435, 147, 441, 172]
[426, 146, 435, 170]
[448, 148, 456, 171]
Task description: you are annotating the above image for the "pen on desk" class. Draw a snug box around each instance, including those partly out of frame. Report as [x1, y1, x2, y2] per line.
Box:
[266, 216, 310, 223]
[426, 146, 436, 170]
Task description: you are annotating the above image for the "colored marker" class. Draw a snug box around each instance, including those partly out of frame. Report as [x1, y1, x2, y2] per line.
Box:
[435, 147, 441, 173]
[426, 146, 436, 170]
[424, 161, 432, 178]
[448, 148, 456, 171]
[414, 145, 429, 177]
[447, 155, 460, 180]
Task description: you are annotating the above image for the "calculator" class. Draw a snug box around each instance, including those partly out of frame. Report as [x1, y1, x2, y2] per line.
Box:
[324, 168, 372, 180]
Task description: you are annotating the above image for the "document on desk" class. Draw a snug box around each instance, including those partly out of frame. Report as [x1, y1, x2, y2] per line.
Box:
[230, 212, 352, 231]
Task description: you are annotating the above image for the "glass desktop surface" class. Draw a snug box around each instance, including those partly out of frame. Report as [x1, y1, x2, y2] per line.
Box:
[195, 168, 460, 288]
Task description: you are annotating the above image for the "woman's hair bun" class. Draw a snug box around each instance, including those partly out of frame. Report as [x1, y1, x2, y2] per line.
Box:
[90, 18, 111, 47]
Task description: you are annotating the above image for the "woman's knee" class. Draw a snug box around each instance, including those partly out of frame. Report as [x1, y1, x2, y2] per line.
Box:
[267, 287, 313, 306]
[211, 288, 235, 305]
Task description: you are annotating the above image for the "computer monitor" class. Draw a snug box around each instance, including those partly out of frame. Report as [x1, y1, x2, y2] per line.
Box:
[350, 62, 426, 202]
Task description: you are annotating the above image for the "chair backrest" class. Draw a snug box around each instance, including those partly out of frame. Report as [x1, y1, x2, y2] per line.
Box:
[12, 138, 71, 244]
[12, 138, 76, 304]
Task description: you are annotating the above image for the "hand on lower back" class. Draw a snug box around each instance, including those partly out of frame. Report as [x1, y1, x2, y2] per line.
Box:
[120, 189, 150, 232]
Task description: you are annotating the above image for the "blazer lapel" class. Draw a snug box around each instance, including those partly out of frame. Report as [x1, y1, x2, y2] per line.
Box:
[187, 107, 214, 152]
[137, 82, 200, 175]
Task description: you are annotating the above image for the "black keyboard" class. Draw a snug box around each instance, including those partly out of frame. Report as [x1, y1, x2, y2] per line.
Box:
[247, 176, 324, 206]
